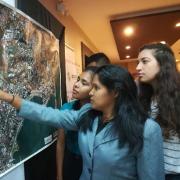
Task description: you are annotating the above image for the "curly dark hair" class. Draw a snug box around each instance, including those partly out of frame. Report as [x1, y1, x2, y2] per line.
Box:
[138, 43, 180, 138]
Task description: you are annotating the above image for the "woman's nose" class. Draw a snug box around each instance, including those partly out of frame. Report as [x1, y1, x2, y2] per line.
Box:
[74, 81, 80, 88]
[89, 89, 93, 96]
[136, 62, 141, 71]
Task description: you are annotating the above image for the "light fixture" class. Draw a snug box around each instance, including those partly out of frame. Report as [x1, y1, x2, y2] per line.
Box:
[175, 22, 180, 27]
[56, 0, 69, 16]
[123, 26, 134, 37]
[125, 45, 131, 50]
[160, 41, 166, 44]
[126, 55, 130, 59]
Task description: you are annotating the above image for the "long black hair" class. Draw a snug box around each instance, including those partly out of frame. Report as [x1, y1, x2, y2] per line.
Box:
[138, 43, 180, 138]
[79, 65, 147, 154]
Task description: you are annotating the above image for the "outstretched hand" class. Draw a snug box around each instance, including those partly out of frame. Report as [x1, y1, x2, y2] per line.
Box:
[0, 90, 22, 109]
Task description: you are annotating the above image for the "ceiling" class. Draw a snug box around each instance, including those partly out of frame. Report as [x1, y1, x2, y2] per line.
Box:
[65, 0, 180, 63]
[111, 10, 180, 60]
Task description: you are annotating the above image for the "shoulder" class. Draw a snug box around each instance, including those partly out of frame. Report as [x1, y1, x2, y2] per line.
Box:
[143, 118, 162, 138]
[60, 100, 77, 110]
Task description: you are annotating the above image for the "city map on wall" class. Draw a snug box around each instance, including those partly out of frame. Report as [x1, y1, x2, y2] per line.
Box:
[0, 1, 61, 177]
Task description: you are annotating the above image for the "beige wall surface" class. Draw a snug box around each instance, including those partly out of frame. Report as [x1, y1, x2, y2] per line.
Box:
[39, 0, 98, 72]
[39, 0, 179, 74]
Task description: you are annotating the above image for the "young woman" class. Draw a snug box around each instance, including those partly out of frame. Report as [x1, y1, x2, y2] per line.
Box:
[136, 42, 180, 180]
[0, 65, 164, 180]
[56, 66, 97, 180]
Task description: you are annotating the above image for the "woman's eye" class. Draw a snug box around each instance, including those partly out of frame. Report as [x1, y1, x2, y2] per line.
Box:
[142, 60, 148, 64]
[82, 82, 87, 85]
[94, 85, 99, 90]
[76, 77, 80, 82]
[81, 80, 90, 86]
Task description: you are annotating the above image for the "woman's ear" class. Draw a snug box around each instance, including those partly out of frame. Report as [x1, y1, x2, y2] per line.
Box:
[113, 90, 119, 98]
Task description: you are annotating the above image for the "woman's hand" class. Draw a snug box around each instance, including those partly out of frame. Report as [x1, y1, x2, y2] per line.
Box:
[0, 90, 22, 109]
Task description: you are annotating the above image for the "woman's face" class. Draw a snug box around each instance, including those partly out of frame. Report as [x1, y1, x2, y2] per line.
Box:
[89, 75, 116, 112]
[72, 71, 93, 100]
[136, 49, 160, 84]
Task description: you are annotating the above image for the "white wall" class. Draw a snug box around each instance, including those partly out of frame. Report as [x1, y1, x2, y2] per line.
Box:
[2, 0, 16, 7]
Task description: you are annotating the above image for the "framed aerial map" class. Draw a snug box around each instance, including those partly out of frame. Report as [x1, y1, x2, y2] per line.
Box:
[0, 1, 61, 177]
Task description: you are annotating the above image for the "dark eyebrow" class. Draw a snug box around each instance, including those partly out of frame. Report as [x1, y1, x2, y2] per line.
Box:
[138, 57, 151, 61]
[81, 78, 89, 84]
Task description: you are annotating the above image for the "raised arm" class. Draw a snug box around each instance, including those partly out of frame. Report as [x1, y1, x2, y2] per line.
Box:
[0, 90, 22, 109]
[137, 119, 165, 180]
[0, 90, 91, 130]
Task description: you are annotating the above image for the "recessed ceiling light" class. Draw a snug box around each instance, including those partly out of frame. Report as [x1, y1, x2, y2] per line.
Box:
[126, 55, 130, 58]
[160, 41, 166, 44]
[175, 22, 180, 27]
[125, 45, 131, 50]
[123, 26, 134, 36]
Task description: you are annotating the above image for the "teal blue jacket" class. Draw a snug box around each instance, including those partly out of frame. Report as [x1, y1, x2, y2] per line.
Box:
[19, 100, 165, 180]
